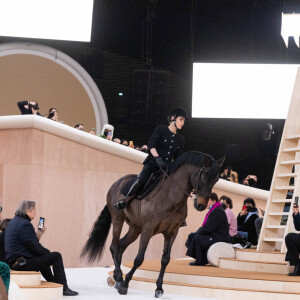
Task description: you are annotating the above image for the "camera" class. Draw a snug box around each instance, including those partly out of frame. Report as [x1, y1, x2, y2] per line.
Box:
[29, 103, 39, 110]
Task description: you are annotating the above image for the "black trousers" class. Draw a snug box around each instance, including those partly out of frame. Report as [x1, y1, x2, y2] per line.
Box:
[285, 233, 300, 266]
[138, 162, 160, 187]
[13, 252, 67, 287]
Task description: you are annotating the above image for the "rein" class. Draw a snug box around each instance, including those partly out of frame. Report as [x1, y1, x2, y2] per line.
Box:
[157, 167, 211, 199]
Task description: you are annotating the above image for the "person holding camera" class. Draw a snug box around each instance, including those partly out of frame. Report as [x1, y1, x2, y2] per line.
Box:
[285, 198, 300, 276]
[114, 107, 187, 211]
[5, 200, 78, 296]
[220, 166, 239, 183]
[17, 101, 41, 116]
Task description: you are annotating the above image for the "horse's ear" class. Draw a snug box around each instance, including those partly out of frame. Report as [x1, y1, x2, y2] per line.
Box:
[217, 156, 226, 167]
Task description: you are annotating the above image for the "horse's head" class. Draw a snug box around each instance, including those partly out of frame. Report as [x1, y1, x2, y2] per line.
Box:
[190, 156, 225, 211]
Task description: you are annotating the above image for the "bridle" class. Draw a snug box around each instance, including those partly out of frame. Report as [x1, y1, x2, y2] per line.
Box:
[156, 167, 212, 200]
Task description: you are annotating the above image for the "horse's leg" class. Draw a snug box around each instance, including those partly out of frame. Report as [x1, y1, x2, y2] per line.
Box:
[155, 230, 179, 298]
[109, 215, 125, 287]
[118, 225, 141, 263]
[118, 228, 153, 295]
[112, 226, 141, 289]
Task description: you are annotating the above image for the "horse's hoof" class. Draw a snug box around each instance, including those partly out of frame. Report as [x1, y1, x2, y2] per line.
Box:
[114, 281, 122, 290]
[107, 276, 115, 287]
[117, 283, 128, 295]
[155, 289, 164, 298]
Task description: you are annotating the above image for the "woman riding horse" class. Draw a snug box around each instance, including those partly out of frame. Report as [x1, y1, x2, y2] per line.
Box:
[114, 107, 188, 210]
[81, 151, 224, 298]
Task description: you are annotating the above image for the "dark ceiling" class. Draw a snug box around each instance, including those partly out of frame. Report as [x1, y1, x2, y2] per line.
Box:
[90, 0, 296, 76]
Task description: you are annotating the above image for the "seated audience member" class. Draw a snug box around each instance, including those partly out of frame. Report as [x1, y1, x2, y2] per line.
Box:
[220, 166, 238, 183]
[113, 138, 121, 144]
[48, 109, 59, 122]
[285, 200, 300, 276]
[237, 198, 259, 246]
[122, 140, 129, 146]
[255, 208, 265, 239]
[17, 101, 41, 116]
[0, 261, 10, 297]
[75, 124, 84, 131]
[140, 145, 148, 153]
[220, 196, 237, 238]
[5, 200, 78, 296]
[0, 219, 11, 262]
[241, 175, 257, 187]
[186, 193, 229, 266]
[100, 124, 114, 141]
[89, 128, 96, 135]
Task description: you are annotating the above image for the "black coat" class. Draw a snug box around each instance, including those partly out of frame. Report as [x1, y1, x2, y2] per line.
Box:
[185, 206, 229, 264]
[0, 232, 5, 262]
[144, 125, 184, 165]
[5, 215, 49, 263]
[237, 210, 259, 245]
[17, 101, 41, 116]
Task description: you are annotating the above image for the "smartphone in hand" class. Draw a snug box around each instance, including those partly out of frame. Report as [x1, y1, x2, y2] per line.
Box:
[295, 196, 299, 208]
[38, 217, 45, 230]
[242, 205, 247, 211]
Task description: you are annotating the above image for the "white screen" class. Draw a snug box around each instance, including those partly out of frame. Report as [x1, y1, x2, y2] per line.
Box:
[0, 0, 94, 42]
[192, 63, 299, 119]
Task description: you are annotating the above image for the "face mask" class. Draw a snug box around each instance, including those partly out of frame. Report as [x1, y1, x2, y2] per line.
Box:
[221, 203, 227, 210]
[246, 206, 253, 212]
[208, 205, 213, 210]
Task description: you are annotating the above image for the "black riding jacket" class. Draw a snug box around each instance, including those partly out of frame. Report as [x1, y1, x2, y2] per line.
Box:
[144, 125, 184, 165]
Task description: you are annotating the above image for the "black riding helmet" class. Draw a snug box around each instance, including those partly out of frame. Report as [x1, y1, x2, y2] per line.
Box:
[167, 107, 189, 123]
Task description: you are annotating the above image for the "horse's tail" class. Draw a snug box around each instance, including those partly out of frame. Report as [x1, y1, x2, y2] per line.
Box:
[81, 205, 112, 263]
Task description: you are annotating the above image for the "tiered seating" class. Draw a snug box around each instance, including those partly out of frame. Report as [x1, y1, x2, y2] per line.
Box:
[121, 249, 300, 299]
[9, 271, 63, 300]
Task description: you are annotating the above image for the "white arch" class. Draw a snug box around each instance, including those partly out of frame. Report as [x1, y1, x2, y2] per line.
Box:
[0, 42, 108, 134]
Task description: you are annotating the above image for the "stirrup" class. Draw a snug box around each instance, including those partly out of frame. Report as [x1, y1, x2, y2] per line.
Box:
[114, 200, 127, 211]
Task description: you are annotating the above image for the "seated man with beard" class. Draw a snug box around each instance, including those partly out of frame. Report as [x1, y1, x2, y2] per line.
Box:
[186, 193, 229, 266]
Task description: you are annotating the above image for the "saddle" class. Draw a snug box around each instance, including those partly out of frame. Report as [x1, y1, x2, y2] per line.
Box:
[121, 171, 163, 200]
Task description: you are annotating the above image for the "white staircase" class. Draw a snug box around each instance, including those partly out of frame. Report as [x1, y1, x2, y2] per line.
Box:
[258, 67, 300, 252]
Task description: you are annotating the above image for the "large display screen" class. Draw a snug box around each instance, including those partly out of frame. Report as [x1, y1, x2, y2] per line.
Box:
[0, 0, 94, 42]
[192, 63, 299, 119]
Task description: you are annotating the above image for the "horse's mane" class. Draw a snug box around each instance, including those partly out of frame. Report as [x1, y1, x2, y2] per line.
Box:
[169, 151, 216, 174]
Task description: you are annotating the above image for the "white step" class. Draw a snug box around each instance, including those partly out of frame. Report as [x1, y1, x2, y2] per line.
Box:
[280, 160, 300, 165]
[275, 186, 294, 190]
[286, 134, 300, 140]
[277, 173, 297, 178]
[269, 212, 289, 216]
[283, 147, 300, 152]
[129, 277, 300, 300]
[266, 225, 287, 229]
[272, 199, 293, 203]
[263, 238, 284, 242]
[20, 281, 63, 300]
[235, 249, 286, 263]
[219, 258, 287, 274]
[10, 271, 41, 287]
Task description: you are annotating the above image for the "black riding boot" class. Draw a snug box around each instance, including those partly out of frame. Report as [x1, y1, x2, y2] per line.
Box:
[114, 179, 140, 211]
[288, 265, 300, 276]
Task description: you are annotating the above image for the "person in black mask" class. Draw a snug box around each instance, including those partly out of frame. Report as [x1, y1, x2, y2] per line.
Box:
[237, 198, 259, 246]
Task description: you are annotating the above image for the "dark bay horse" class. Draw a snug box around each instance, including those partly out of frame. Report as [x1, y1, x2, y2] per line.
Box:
[81, 151, 224, 298]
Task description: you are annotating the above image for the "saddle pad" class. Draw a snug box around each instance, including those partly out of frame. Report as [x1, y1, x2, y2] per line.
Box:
[121, 172, 163, 200]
